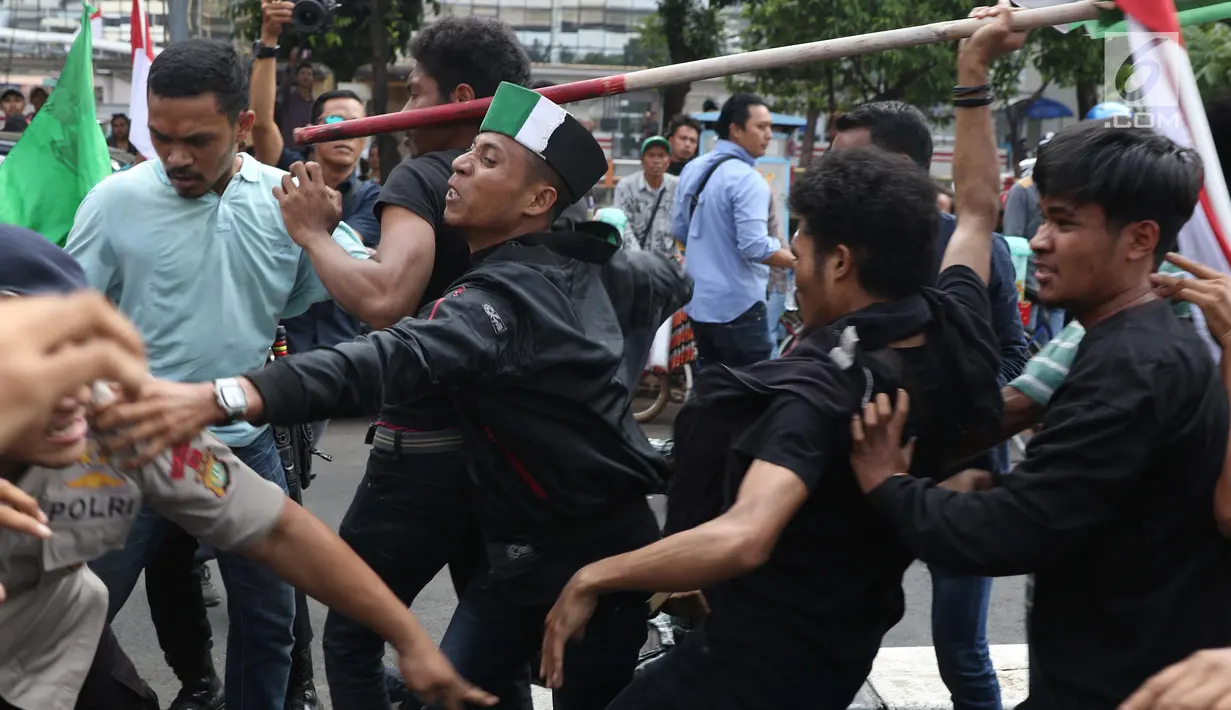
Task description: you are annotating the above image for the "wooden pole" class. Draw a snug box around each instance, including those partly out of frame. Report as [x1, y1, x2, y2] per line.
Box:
[296, 1, 1102, 145]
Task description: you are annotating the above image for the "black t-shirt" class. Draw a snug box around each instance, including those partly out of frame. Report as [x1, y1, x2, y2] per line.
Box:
[371, 149, 472, 428]
[869, 298, 1231, 708]
[649, 266, 992, 709]
[666, 159, 690, 177]
[375, 149, 471, 307]
[106, 136, 140, 156]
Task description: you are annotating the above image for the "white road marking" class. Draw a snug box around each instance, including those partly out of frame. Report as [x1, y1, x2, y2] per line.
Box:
[870, 644, 1029, 709]
[530, 644, 1031, 709]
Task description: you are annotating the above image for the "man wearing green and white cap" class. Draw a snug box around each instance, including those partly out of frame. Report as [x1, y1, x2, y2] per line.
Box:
[614, 135, 679, 257]
[98, 81, 693, 710]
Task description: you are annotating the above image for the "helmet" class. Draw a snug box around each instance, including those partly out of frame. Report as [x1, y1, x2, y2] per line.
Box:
[1085, 102, 1133, 121]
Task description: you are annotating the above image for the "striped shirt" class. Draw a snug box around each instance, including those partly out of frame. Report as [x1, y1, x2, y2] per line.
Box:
[1011, 263, 1193, 406]
[1012, 322, 1086, 406]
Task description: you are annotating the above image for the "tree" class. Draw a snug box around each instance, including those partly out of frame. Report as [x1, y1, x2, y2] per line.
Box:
[655, 0, 734, 119]
[623, 30, 670, 68]
[232, 0, 431, 180]
[527, 39, 551, 64]
[231, 0, 431, 82]
[1029, 28, 1103, 121]
[369, 0, 401, 184]
[1187, 22, 1231, 100]
[736, 0, 1024, 167]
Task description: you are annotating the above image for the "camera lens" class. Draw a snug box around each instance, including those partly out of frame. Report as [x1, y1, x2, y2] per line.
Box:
[292, 0, 326, 33]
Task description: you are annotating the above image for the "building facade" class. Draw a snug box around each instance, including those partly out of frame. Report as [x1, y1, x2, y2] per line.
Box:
[432, 0, 660, 65]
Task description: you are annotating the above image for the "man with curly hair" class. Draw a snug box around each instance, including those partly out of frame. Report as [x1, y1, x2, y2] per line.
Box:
[539, 14, 1018, 709]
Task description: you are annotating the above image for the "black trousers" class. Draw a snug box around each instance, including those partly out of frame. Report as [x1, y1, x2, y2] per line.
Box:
[0, 625, 160, 710]
[322, 441, 489, 709]
[434, 581, 648, 710]
[144, 474, 313, 684]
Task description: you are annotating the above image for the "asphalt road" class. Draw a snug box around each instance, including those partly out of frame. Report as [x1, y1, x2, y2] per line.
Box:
[111, 415, 1027, 708]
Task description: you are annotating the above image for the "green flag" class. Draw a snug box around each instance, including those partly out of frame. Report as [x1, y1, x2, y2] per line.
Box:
[0, 4, 113, 246]
[1084, 0, 1231, 38]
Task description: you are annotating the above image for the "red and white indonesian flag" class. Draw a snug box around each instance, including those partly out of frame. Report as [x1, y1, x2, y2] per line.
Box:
[127, 0, 155, 159]
[1018, 0, 1231, 348]
[1113, 0, 1231, 273]
[1106, 0, 1231, 351]
[89, 5, 103, 41]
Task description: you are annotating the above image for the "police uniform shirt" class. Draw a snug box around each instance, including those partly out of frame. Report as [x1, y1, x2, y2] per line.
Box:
[0, 433, 286, 710]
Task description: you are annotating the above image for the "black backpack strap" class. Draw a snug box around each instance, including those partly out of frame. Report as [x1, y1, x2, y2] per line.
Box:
[687, 155, 741, 220]
[638, 188, 668, 249]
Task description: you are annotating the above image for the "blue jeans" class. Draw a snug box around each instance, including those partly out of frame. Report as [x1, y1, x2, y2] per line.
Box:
[690, 301, 773, 372]
[930, 566, 1002, 710]
[765, 290, 787, 358]
[323, 442, 487, 710]
[90, 429, 296, 710]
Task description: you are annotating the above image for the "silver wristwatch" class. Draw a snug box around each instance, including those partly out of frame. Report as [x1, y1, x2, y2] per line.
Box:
[213, 377, 248, 422]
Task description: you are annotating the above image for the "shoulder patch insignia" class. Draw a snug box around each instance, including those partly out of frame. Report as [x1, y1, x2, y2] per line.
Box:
[170, 443, 231, 497]
[482, 303, 506, 334]
[200, 458, 231, 498]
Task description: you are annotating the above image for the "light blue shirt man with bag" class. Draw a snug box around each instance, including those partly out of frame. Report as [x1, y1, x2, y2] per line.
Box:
[671, 93, 795, 371]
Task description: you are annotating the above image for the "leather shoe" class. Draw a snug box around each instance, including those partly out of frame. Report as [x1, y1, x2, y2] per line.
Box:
[168, 674, 224, 710]
[284, 678, 319, 710]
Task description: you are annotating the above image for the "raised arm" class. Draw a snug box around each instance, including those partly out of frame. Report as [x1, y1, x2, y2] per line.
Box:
[940, 1, 1028, 283]
[250, 0, 292, 166]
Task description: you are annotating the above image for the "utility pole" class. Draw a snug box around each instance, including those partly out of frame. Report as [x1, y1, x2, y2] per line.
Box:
[168, 0, 189, 42]
[549, 0, 561, 64]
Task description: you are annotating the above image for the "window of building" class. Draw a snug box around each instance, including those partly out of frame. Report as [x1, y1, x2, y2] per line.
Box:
[499, 6, 526, 25]
[578, 7, 603, 28]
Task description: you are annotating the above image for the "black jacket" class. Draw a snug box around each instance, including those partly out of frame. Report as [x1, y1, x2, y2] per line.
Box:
[245, 225, 692, 543]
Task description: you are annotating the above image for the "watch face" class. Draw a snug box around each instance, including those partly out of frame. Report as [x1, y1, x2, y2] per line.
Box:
[219, 383, 245, 413]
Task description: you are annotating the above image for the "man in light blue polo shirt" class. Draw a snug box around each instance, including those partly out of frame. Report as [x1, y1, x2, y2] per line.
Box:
[671, 93, 796, 371]
[65, 39, 367, 710]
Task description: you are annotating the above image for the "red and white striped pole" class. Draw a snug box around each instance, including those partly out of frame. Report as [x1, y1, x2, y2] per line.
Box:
[295, 1, 1103, 146]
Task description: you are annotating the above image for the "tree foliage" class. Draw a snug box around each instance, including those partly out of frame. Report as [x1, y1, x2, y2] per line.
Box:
[656, 0, 734, 118]
[231, 0, 433, 81]
[1028, 28, 1103, 119]
[1187, 22, 1231, 100]
[734, 0, 1025, 164]
[628, 12, 672, 68]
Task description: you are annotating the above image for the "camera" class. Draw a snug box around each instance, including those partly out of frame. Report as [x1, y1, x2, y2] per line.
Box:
[292, 0, 337, 34]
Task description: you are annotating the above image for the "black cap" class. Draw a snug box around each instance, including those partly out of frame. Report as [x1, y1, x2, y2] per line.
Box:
[0, 224, 88, 296]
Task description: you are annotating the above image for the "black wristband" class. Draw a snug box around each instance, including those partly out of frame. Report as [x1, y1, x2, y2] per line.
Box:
[954, 95, 995, 108]
[252, 41, 280, 59]
[953, 84, 991, 96]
